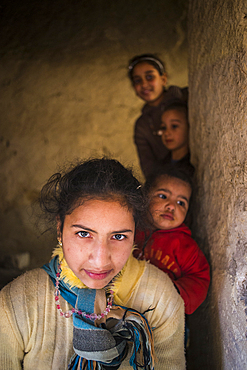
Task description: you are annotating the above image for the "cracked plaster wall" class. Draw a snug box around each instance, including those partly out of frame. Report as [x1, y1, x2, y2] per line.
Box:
[188, 0, 247, 368]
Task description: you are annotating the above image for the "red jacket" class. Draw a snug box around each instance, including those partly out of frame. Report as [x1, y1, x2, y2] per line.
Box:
[134, 224, 210, 314]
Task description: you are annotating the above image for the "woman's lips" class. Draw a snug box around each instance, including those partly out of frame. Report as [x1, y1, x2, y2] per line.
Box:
[84, 270, 112, 280]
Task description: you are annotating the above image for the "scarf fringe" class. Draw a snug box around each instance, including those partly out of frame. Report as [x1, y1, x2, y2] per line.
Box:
[68, 355, 98, 370]
[69, 307, 155, 370]
[123, 308, 155, 370]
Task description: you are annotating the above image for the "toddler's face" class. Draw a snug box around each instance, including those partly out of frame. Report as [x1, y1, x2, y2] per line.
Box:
[132, 62, 167, 106]
[160, 109, 189, 152]
[148, 176, 191, 230]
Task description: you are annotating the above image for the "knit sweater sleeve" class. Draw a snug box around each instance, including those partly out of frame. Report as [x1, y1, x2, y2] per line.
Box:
[0, 276, 26, 369]
[0, 268, 74, 370]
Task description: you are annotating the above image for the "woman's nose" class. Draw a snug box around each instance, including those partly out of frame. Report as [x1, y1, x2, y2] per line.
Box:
[90, 241, 111, 267]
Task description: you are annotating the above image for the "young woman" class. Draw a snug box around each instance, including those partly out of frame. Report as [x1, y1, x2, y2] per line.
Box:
[0, 158, 185, 370]
[128, 54, 188, 178]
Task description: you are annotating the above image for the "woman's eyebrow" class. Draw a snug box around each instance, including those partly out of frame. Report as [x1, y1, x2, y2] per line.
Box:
[71, 224, 96, 233]
[71, 225, 133, 234]
[111, 229, 133, 234]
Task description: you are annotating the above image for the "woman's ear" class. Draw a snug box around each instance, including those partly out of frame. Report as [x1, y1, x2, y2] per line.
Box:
[56, 216, 62, 241]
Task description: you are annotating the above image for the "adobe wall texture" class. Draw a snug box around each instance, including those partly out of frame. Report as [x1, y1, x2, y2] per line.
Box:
[0, 0, 188, 267]
[188, 0, 247, 368]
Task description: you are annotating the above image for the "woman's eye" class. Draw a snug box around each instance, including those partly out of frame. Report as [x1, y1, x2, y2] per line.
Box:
[158, 194, 167, 199]
[77, 231, 90, 238]
[146, 74, 154, 81]
[177, 200, 185, 207]
[172, 124, 178, 129]
[112, 234, 126, 241]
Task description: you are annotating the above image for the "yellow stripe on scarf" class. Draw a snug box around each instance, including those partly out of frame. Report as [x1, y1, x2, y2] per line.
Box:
[113, 255, 146, 306]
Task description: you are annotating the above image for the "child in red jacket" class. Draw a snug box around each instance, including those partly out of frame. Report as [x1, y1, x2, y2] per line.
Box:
[134, 167, 210, 315]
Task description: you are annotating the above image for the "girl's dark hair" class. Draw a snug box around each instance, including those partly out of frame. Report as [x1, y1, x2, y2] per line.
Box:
[40, 158, 146, 232]
[128, 53, 166, 80]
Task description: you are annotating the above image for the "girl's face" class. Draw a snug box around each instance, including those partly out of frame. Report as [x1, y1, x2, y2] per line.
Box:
[148, 176, 191, 230]
[59, 199, 135, 289]
[132, 62, 167, 106]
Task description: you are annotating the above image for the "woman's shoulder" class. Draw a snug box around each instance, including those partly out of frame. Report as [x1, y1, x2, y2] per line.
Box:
[0, 268, 50, 301]
[135, 261, 183, 307]
[0, 268, 55, 332]
[141, 262, 178, 292]
[131, 262, 184, 326]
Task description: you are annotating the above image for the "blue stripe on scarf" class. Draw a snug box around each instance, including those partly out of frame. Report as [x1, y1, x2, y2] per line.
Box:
[42, 256, 78, 308]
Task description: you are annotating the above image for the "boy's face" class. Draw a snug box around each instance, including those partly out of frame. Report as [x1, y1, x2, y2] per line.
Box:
[148, 176, 191, 230]
[160, 109, 189, 152]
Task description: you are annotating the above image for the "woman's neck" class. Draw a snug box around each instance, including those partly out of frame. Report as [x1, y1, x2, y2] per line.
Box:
[171, 146, 189, 161]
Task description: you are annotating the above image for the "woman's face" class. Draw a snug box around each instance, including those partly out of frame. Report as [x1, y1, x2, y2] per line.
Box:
[59, 199, 135, 289]
[132, 62, 167, 106]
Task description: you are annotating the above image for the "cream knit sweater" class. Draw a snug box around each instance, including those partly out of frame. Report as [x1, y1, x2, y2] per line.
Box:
[0, 262, 185, 369]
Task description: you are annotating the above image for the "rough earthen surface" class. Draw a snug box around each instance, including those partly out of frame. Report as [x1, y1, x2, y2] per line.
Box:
[188, 0, 247, 368]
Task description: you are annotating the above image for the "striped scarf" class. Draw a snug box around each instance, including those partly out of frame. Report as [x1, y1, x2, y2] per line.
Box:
[43, 256, 155, 370]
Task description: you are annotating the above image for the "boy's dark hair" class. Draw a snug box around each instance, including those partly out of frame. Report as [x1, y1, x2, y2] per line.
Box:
[128, 53, 166, 80]
[40, 158, 146, 232]
[161, 100, 188, 123]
